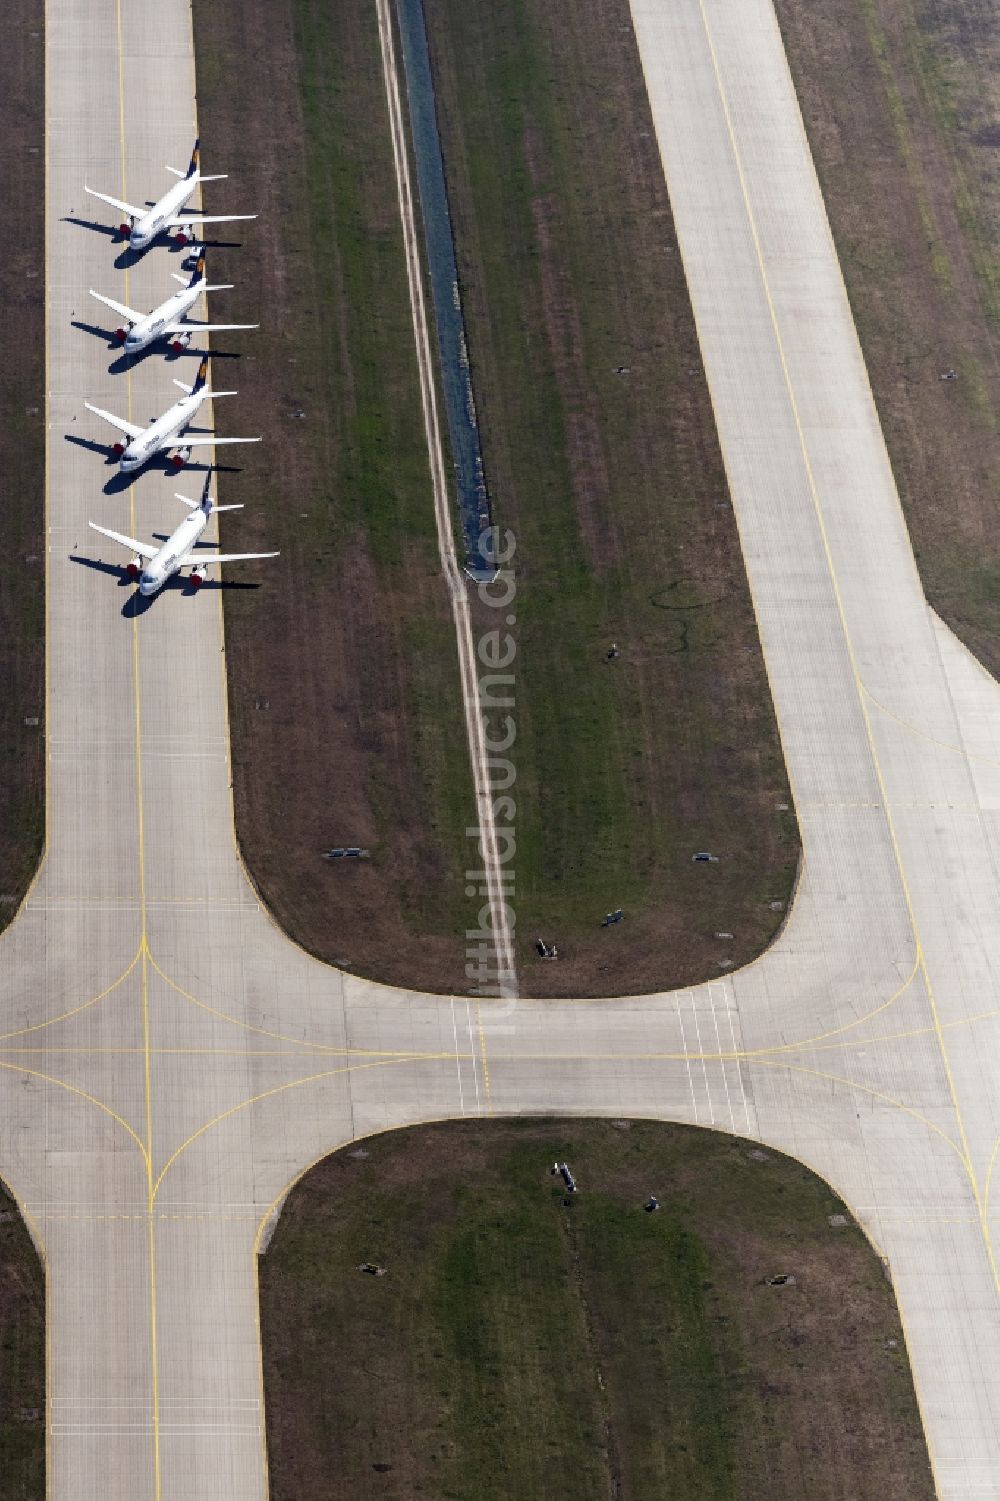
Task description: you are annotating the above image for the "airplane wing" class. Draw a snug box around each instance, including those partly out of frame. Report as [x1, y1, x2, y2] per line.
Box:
[165, 213, 258, 226]
[162, 322, 259, 335]
[85, 186, 142, 217]
[89, 289, 141, 322]
[179, 550, 279, 566]
[88, 522, 158, 560]
[179, 436, 262, 448]
[84, 402, 145, 439]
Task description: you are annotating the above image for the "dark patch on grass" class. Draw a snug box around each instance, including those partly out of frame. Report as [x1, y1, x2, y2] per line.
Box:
[0, 0, 45, 932]
[260, 1119, 933, 1500]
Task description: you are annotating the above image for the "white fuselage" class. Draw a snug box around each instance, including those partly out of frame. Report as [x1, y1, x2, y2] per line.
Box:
[120, 390, 208, 472]
[130, 176, 200, 250]
[139, 508, 209, 595]
[124, 283, 203, 353]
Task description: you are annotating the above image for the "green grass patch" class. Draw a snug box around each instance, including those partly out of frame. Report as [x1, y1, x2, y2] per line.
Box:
[423, 0, 797, 990]
[0, 0, 44, 934]
[0, 1178, 44, 1499]
[193, 0, 798, 996]
[260, 1119, 933, 1500]
[193, 0, 479, 989]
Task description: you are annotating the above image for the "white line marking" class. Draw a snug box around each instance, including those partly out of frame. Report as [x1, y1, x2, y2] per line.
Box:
[709, 987, 736, 1133]
[449, 998, 466, 1116]
[689, 1001, 714, 1125]
[465, 998, 482, 1116]
[725, 1003, 753, 1136]
[674, 996, 699, 1124]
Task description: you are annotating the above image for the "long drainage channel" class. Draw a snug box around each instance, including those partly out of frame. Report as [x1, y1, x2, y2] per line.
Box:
[392, 0, 495, 580]
[376, 0, 518, 1001]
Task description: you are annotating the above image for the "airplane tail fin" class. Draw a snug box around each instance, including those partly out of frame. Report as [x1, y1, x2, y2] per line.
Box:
[186, 138, 200, 179]
[188, 249, 207, 288]
[176, 474, 243, 516]
[192, 353, 209, 394]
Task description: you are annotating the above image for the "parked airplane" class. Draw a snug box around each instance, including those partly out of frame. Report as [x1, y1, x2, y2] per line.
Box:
[88, 473, 278, 595]
[85, 354, 260, 473]
[85, 138, 256, 251]
[89, 250, 258, 354]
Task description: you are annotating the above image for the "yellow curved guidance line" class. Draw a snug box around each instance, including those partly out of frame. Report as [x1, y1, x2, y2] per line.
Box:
[0, 944, 141, 1047]
[150, 1052, 455, 1205]
[0, 1057, 149, 1167]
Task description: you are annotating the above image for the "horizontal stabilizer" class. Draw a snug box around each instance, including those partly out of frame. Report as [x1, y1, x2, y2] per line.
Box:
[84, 402, 144, 440]
[85, 186, 141, 218]
[174, 491, 244, 513]
[88, 522, 158, 560]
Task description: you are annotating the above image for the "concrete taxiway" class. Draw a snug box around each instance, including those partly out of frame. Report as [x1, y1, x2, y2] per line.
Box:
[15, 0, 1000, 1495]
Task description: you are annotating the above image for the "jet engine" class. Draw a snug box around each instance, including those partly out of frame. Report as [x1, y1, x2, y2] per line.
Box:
[114, 324, 133, 344]
[189, 566, 207, 590]
[126, 557, 142, 581]
[167, 445, 192, 470]
[112, 441, 126, 457]
[173, 223, 194, 246]
[118, 216, 135, 237]
[169, 330, 192, 353]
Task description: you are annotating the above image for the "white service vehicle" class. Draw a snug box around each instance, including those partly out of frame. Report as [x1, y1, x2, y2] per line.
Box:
[85, 353, 260, 473]
[85, 138, 256, 251]
[89, 473, 278, 595]
[89, 249, 258, 355]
